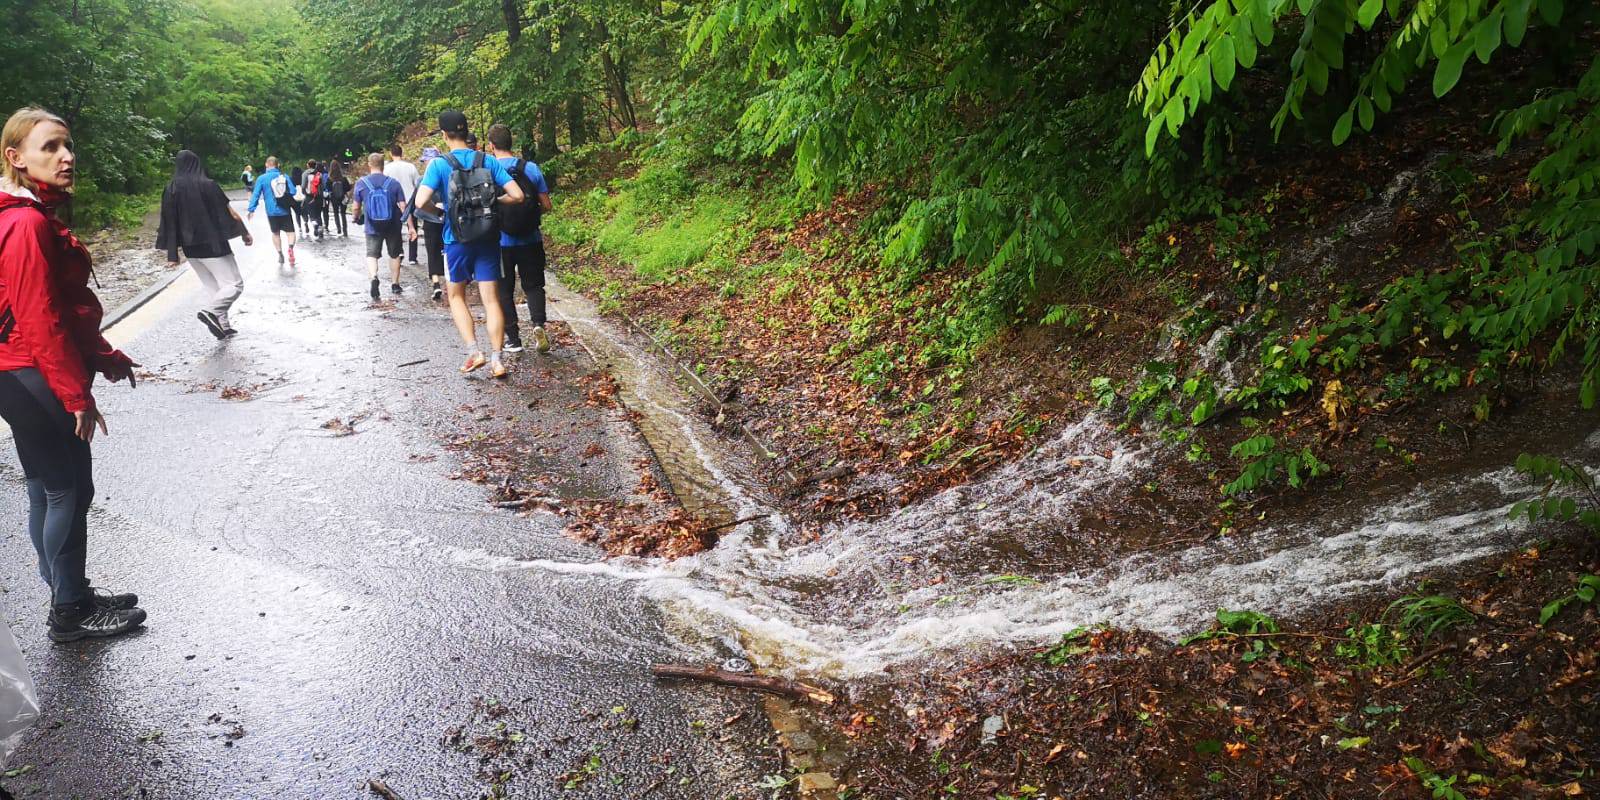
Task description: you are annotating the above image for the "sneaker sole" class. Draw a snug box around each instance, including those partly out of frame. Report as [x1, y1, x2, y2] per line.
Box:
[504, 344, 525, 353]
[198, 312, 227, 339]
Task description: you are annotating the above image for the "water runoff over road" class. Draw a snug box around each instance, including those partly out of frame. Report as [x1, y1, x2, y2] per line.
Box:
[439, 280, 1600, 681]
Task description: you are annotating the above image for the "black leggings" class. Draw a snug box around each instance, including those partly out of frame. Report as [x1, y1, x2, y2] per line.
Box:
[423, 219, 444, 278]
[0, 368, 93, 608]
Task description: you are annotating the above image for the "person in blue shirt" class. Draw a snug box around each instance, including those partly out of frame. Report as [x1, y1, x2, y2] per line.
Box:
[413, 110, 526, 378]
[245, 156, 299, 267]
[485, 123, 553, 354]
[351, 153, 408, 301]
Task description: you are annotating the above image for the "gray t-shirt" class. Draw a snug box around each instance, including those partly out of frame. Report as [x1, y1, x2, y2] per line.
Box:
[383, 159, 420, 201]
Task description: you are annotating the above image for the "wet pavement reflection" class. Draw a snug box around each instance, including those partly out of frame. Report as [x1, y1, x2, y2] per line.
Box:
[0, 202, 776, 798]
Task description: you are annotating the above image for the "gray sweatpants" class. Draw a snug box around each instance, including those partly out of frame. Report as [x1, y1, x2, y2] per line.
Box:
[190, 254, 244, 325]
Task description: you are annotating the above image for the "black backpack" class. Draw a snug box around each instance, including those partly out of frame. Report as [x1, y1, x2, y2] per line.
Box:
[498, 158, 542, 238]
[443, 151, 499, 244]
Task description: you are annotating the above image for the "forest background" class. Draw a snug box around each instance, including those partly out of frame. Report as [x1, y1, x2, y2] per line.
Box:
[8, 0, 1600, 500]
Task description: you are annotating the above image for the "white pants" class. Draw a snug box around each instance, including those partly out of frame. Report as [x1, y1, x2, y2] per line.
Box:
[189, 254, 244, 325]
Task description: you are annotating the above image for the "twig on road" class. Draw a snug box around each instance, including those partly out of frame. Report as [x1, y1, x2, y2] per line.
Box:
[367, 779, 404, 800]
[651, 663, 835, 705]
[395, 358, 430, 368]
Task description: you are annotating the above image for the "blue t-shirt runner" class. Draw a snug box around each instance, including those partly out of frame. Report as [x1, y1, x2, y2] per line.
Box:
[495, 157, 549, 247]
[419, 148, 514, 284]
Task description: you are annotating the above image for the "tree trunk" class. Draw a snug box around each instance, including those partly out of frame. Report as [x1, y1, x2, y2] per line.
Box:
[501, 0, 522, 44]
[566, 93, 588, 148]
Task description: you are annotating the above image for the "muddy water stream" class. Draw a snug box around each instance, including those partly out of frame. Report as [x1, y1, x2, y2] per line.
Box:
[451, 280, 1600, 680]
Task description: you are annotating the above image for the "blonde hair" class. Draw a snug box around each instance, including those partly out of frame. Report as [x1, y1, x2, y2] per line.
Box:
[2, 106, 70, 191]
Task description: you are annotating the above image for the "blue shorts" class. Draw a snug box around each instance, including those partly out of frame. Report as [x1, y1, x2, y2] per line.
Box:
[444, 241, 500, 283]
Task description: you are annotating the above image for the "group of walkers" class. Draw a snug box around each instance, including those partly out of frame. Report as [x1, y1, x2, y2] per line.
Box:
[0, 105, 554, 643]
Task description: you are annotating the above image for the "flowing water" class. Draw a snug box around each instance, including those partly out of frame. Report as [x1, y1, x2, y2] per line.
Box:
[438, 282, 1600, 680]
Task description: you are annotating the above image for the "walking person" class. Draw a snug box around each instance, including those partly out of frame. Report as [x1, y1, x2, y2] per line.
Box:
[289, 162, 309, 235]
[0, 106, 145, 641]
[383, 145, 420, 265]
[486, 124, 553, 354]
[325, 160, 350, 237]
[300, 160, 325, 239]
[240, 163, 253, 192]
[246, 156, 298, 267]
[155, 150, 253, 339]
[352, 153, 406, 301]
[414, 146, 446, 300]
[413, 110, 526, 378]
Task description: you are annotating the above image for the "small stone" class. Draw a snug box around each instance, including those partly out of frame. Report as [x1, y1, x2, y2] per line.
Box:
[788, 752, 816, 771]
[796, 772, 837, 793]
[779, 731, 817, 752]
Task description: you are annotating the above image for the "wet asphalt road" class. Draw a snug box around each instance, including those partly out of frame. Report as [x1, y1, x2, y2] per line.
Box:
[0, 205, 777, 798]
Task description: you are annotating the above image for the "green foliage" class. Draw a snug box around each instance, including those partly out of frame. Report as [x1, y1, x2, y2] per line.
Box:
[1223, 433, 1330, 496]
[1180, 609, 1281, 652]
[1136, 0, 1568, 151]
[1037, 626, 1094, 666]
[1404, 757, 1470, 800]
[1337, 622, 1410, 668]
[1386, 594, 1476, 639]
[1539, 574, 1599, 625]
[1508, 453, 1600, 532]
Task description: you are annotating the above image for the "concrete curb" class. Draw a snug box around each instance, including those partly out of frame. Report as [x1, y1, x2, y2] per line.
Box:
[100, 265, 186, 333]
[591, 298, 800, 488]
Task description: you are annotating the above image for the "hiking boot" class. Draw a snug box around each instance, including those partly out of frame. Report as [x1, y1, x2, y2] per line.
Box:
[49, 601, 146, 643]
[197, 310, 227, 339]
[503, 336, 524, 354]
[460, 352, 487, 373]
[532, 325, 550, 354]
[390, 282, 402, 295]
[92, 587, 139, 610]
[369, 278, 381, 301]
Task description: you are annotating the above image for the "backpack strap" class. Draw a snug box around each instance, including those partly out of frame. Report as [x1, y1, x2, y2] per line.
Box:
[442, 151, 465, 172]
[473, 151, 485, 170]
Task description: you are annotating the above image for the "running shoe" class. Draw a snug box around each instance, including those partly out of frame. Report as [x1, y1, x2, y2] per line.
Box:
[91, 586, 139, 611]
[503, 336, 524, 353]
[277, 252, 284, 266]
[460, 352, 487, 373]
[431, 285, 443, 301]
[197, 310, 227, 339]
[48, 602, 146, 643]
[391, 282, 402, 295]
[222, 327, 239, 339]
[490, 359, 509, 379]
[287, 247, 296, 266]
[370, 278, 380, 301]
[532, 325, 551, 354]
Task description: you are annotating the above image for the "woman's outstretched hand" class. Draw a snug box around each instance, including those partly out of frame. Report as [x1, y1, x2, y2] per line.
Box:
[73, 409, 107, 442]
[106, 359, 141, 388]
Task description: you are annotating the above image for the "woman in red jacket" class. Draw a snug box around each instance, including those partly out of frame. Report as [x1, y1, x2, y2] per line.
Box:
[0, 107, 144, 641]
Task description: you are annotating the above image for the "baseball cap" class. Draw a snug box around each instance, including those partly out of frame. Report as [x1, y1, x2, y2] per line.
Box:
[437, 110, 469, 136]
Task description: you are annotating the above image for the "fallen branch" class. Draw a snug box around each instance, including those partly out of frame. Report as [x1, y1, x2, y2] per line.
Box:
[650, 663, 834, 705]
[367, 779, 404, 800]
[395, 359, 430, 369]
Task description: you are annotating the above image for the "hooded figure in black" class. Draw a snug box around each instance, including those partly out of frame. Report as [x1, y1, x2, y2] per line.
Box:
[154, 149, 253, 339]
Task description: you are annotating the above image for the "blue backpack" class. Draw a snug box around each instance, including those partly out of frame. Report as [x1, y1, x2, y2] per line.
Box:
[361, 175, 399, 229]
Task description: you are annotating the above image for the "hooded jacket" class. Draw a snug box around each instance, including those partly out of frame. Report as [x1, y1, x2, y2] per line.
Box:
[155, 150, 243, 263]
[0, 179, 134, 414]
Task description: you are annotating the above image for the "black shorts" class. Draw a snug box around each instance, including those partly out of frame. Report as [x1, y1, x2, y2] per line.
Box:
[268, 214, 295, 234]
[366, 228, 403, 259]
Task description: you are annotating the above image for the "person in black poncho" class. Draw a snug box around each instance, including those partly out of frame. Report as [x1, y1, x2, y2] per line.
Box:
[155, 150, 253, 339]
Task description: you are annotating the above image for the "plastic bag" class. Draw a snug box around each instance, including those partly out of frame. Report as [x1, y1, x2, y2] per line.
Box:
[0, 624, 38, 769]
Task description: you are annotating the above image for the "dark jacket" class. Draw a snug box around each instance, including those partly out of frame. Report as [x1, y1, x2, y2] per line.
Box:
[155, 150, 244, 262]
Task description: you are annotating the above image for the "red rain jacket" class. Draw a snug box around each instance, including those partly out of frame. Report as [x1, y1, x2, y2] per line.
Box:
[0, 188, 132, 414]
